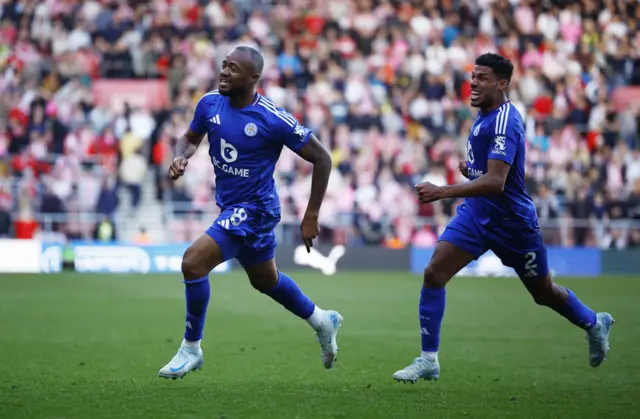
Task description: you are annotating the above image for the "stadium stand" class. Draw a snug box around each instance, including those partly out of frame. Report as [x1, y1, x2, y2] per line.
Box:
[1, 0, 639, 248]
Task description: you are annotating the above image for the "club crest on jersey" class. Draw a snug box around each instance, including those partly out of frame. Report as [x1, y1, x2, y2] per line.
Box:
[473, 122, 483, 137]
[244, 122, 258, 137]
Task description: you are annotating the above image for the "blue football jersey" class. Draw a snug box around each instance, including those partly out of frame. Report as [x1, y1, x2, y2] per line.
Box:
[189, 91, 312, 211]
[464, 101, 538, 226]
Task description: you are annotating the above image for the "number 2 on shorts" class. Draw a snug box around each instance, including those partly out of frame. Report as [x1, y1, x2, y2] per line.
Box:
[523, 251, 538, 278]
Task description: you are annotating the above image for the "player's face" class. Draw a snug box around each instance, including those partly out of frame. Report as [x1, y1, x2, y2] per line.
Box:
[219, 50, 258, 96]
[469, 65, 504, 109]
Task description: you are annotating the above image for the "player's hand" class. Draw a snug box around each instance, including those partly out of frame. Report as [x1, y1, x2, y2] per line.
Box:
[458, 160, 469, 179]
[169, 157, 188, 180]
[300, 213, 320, 253]
[415, 182, 445, 204]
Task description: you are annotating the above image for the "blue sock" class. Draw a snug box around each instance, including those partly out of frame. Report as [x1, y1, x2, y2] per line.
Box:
[184, 276, 210, 341]
[553, 287, 597, 330]
[262, 271, 315, 319]
[419, 286, 446, 352]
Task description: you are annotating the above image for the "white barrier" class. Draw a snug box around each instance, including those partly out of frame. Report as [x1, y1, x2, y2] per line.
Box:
[0, 240, 231, 274]
[0, 239, 42, 273]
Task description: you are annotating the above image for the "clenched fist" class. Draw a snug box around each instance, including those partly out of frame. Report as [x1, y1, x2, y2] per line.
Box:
[415, 182, 444, 204]
[169, 157, 188, 180]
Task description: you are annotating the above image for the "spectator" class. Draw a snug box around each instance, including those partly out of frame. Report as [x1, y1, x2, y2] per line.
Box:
[0, 180, 11, 237]
[96, 176, 119, 218]
[119, 149, 147, 211]
[93, 216, 117, 243]
[133, 227, 152, 244]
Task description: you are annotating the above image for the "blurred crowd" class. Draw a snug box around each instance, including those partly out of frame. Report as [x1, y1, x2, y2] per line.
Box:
[1, 0, 640, 248]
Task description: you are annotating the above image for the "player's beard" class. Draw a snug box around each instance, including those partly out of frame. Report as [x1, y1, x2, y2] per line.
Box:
[218, 75, 233, 95]
[219, 84, 251, 98]
[471, 90, 500, 111]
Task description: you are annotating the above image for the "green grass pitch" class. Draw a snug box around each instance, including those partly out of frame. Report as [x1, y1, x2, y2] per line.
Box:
[1, 271, 639, 419]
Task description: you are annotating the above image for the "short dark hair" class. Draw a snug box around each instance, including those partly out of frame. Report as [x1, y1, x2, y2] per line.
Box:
[475, 53, 514, 85]
[235, 45, 264, 74]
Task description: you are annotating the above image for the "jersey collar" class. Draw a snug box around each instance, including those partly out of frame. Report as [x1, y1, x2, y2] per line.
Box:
[479, 100, 510, 116]
[252, 93, 261, 106]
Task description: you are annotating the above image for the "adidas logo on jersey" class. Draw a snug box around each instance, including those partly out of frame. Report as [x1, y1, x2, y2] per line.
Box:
[209, 115, 221, 125]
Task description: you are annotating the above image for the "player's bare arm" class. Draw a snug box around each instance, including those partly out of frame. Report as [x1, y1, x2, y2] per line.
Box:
[294, 134, 333, 252]
[416, 159, 510, 204]
[169, 128, 206, 180]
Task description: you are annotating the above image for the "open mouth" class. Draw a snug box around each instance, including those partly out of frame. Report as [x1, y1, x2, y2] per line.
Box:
[220, 78, 230, 88]
[470, 90, 480, 101]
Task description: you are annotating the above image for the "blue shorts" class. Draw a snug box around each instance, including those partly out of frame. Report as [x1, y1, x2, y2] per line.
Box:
[439, 204, 549, 280]
[205, 203, 280, 268]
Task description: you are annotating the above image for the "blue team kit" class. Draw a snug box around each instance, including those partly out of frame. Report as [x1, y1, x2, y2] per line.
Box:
[189, 91, 312, 267]
[439, 102, 549, 279]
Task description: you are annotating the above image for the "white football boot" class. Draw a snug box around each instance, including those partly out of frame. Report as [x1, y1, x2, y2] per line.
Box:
[158, 342, 204, 380]
[393, 356, 440, 383]
[314, 310, 343, 369]
[587, 312, 615, 367]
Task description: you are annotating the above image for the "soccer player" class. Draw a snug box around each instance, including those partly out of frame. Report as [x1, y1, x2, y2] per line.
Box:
[393, 53, 614, 383]
[158, 46, 343, 379]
